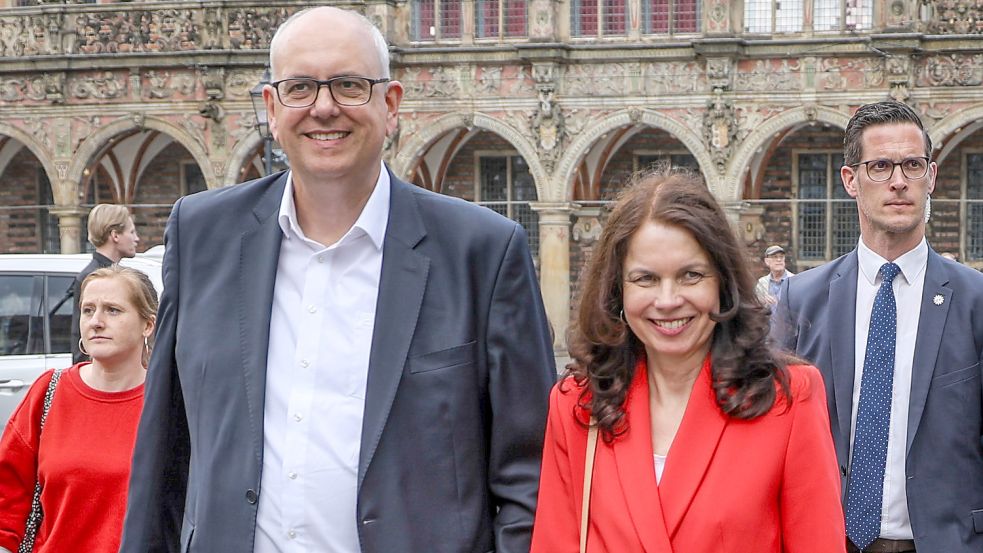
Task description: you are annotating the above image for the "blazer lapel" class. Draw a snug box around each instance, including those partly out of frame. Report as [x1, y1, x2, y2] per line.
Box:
[906, 251, 951, 455]
[238, 173, 287, 463]
[658, 355, 727, 540]
[612, 361, 674, 552]
[358, 173, 429, 488]
[827, 252, 859, 459]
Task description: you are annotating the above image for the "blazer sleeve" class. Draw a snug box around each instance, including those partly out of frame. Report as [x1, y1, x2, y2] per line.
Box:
[780, 365, 846, 553]
[486, 223, 558, 553]
[530, 383, 581, 553]
[120, 198, 190, 553]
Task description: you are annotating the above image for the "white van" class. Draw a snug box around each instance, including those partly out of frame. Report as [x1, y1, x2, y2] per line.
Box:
[0, 253, 163, 423]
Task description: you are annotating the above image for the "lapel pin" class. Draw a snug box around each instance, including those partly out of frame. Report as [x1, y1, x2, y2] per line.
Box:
[933, 294, 944, 306]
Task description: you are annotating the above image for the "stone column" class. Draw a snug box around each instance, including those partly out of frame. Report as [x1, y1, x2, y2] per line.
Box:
[49, 205, 85, 254]
[530, 202, 576, 357]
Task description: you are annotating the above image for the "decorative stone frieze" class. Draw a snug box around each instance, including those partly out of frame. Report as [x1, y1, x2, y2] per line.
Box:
[644, 61, 705, 94]
[917, 54, 983, 87]
[564, 63, 627, 96]
[929, 2, 983, 34]
[734, 59, 802, 92]
[69, 71, 126, 100]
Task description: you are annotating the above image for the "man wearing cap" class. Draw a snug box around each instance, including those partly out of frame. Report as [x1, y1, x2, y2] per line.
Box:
[756, 245, 794, 308]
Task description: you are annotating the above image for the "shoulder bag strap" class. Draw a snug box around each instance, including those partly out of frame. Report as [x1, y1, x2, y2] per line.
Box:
[18, 369, 62, 553]
[580, 417, 599, 553]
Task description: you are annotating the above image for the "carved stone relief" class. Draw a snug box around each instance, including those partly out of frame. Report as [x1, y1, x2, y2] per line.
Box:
[734, 60, 802, 92]
[643, 61, 705, 95]
[917, 54, 983, 87]
[76, 9, 199, 54]
[818, 57, 884, 90]
[69, 71, 126, 100]
[530, 63, 564, 173]
[401, 66, 462, 98]
[226, 69, 263, 99]
[703, 89, 737, 174]
[929, 2, 983, 34]
[705, 0, 731, 33]
[227, 7, 291, 50]
[564, 64, 626, 96]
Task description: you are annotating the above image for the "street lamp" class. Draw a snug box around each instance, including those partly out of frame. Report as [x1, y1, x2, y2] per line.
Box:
[249, 68, 274, 176]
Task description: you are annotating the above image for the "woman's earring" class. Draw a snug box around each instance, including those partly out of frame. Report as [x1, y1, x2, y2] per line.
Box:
[620, 308, 627, 324]
[78, 338, 89, 356]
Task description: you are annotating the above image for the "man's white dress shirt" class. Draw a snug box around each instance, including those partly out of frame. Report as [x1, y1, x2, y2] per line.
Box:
[254, 165, 390, 553]
[850, 237, 927, 541]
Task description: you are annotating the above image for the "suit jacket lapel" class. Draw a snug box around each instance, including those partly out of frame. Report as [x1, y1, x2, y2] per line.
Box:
[907, 250, 951, 455]
[828, 252, 859, 460]
[612, 361, 674, 552]
[238, 173, 287, 463]
[659, 355, 727, 540]
[358, 173, 429, 488]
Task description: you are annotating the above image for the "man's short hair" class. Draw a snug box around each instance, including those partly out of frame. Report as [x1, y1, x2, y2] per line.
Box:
[764, 245, 785, 257]
[843, 101, 931, 166]
[87, 204, 131, 248]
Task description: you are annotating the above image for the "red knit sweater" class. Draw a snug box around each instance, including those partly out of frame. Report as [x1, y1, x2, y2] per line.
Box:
[0, 363, 144, 553]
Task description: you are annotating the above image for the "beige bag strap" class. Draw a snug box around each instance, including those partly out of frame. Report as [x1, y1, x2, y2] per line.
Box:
[580, 418, 599, 553]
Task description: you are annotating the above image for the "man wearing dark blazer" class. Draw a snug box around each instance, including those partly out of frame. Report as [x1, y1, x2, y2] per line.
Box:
[120, 7, 555, 553]
[774, 101, 983, 552]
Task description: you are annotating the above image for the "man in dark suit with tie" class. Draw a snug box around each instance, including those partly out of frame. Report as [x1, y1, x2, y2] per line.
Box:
[120, 6, 556, 553]
[774, 101, 983, 552]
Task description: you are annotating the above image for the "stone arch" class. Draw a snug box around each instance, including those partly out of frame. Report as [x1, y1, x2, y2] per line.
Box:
[0, 123, 61, 202]
[69, 115, 214, 197]
[724, 105, 851, 202]
[554, 109, 713, 201]
[391, 112, 549, 201]
[929, 103, 983, 165]
[226, 132, 265, 185]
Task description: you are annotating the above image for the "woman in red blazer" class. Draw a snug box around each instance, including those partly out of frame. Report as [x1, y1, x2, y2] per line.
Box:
[531, 169, 845, 553]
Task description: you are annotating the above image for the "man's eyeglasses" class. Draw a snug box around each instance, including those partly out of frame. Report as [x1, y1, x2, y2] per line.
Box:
[270, 76, 390, 108]
[848, 156, 930, 182]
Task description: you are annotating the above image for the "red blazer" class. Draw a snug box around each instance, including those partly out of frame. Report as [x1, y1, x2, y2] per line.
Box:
[531, 357, 845, 553]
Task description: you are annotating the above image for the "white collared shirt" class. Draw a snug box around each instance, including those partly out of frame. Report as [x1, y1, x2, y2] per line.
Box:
[254, 163, 390, 553]
[850, 237, 928, 540]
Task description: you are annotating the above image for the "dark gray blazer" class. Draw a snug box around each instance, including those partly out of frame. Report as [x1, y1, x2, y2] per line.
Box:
[120, 169, 556, 553]
[773, 248, 983, 551]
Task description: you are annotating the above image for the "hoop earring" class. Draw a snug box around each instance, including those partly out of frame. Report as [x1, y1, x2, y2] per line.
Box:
[142, 336, 151, 368]
[619, 308, 627, 324]
[78, 338, 89, 357]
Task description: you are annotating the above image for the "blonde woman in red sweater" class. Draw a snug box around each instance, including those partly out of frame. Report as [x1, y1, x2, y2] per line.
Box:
[0, 265, 156, 553]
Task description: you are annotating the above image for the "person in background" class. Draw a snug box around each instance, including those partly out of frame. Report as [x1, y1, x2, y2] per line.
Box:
[755, 244, 794, 309]
[71, 204, 140, 364]
[774, 100, 983, 552]
[531, 169, 844, 552]
[0, 266, 157, 553]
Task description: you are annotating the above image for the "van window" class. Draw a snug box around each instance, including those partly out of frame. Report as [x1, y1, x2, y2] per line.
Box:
[0, 275, 44, 355]
[48, 275, 75, 354]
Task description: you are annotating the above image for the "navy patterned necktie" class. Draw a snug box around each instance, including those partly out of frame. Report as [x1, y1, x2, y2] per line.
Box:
[846, 262, 902, 550]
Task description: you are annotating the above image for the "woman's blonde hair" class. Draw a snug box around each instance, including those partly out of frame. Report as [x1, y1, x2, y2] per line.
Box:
[87, 204, 131, 248]
[81, 265, 159, 367]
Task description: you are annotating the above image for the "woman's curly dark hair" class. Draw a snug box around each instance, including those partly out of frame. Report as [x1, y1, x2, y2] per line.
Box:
[564, 167, 791, 442]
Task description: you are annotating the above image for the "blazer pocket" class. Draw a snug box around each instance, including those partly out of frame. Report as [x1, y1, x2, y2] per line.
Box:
[931, 361, 980, 388]
[973, 509, 983, 534]
[408, 341, 476, 374]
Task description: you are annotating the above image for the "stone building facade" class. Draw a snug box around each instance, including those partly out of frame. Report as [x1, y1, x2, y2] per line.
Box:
[1, 0, 982, 354]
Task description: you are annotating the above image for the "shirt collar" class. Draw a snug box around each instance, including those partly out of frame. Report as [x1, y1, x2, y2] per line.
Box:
[277, 161, 390, 250]
[857, 236, 927, 286]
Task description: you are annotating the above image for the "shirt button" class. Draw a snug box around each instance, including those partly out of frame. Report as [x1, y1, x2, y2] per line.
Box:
[307, 304, 317, 313]
[300, 359, 310, 368]
[288, 471, 298, 480]
[294, 413, 303, 422]
[317, 255, 324, 263]
[287, 529, 296, 539]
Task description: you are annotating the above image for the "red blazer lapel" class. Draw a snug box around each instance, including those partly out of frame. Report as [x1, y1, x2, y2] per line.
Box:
[658, 354, 728, 539]
[612, 359, 674, 552]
